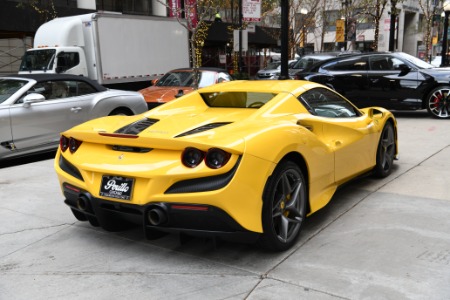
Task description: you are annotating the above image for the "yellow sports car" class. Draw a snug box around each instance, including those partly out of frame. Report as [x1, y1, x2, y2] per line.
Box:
[54, 80, 398, 251]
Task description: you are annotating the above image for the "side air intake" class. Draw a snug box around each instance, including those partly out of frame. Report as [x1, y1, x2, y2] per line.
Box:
[175, 122, 232, 138]
[115, 118, 159, 135]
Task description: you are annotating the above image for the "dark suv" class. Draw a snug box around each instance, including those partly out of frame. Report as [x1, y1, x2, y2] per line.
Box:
[295, 52, 450, 119]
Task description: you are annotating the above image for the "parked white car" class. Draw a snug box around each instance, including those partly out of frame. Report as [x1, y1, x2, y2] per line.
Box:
[430, 56, 442, 67]
[0, 74, 148, 160]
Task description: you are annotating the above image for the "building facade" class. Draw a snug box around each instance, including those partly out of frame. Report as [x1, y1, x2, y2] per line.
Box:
[302, 0, 437, 59]
[0, 0, 442, 75]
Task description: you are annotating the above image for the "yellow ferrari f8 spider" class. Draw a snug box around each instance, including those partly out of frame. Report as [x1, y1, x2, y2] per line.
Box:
[54, 80, 398, 251]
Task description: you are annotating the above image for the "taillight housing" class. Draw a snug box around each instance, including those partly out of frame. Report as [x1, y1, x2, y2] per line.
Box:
[60, 135, 82, 154]
[205, 148, 231, 169]
[182, 147, 205, 168]
[60, 136, 69, 152]
[181, 147, 231, 169]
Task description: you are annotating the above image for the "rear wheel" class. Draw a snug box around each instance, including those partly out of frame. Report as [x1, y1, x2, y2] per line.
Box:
[373, 122, 396, 178]
[259, 161, 307, 252]
[427, 86, 450, 119]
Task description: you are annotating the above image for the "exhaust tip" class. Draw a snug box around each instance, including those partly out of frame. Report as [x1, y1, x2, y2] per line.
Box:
[76, 194, 90, 212]
[148, 207, 167, 226]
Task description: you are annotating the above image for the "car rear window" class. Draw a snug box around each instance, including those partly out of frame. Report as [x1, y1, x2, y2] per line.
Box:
[201, 92, 277, 108]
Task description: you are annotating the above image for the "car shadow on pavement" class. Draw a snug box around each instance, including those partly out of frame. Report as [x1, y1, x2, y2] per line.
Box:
[105, 174, 379, 257]
[0, 151, 56, 169]
[391, 109, 429, 119]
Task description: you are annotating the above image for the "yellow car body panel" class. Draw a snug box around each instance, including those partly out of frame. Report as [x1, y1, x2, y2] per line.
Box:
[54, 80, 398, 239]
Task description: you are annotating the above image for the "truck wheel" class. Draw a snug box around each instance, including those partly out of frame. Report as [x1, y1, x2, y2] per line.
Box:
[258, 160, 307, 252]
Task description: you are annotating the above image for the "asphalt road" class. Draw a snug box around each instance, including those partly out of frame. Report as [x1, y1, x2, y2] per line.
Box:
[1, 110, 449, 300]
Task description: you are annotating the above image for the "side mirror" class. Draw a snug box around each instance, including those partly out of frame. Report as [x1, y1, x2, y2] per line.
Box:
[398, 64, 411, 76]
[22, 93, 45, 107]
[175, 89, 184, 98]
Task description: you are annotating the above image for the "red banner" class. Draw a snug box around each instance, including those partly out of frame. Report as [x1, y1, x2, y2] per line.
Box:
[168, 0, 181, 18]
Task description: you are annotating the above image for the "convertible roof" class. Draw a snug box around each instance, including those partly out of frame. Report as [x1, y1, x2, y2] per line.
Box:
[198, 79, 324, 95]
[0, 73, 107, 91]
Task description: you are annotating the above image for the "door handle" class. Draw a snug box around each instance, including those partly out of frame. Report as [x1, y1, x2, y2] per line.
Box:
[70, 107, 82, 113]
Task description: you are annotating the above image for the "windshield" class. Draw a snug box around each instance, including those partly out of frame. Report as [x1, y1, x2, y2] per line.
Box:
[264, 62, 281, 70]
[397, 52, 434, 69]
[0, 79, 28, 103]
[201, 91, 277, 108]
[292, 56, 333, 69]
[156, 70, 223, 88]
[19, 49, 56, 71]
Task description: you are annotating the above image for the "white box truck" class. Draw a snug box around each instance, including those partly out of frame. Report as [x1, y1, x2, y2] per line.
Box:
[19, 13, 190, 90]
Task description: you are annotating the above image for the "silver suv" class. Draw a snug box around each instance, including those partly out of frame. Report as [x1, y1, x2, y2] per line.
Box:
[255, 60, 297, 80]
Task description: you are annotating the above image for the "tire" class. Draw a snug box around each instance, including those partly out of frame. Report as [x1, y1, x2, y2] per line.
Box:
[373, 122, 396, 178]
[258, 161, 307, 252]
[426, 86, 450, 119]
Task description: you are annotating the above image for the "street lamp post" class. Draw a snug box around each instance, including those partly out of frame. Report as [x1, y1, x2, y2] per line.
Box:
[441, 1, 450, 67]
[342, 0, 350, 51]
[300, 8, 308, 56]
[279, 0, 289, 79]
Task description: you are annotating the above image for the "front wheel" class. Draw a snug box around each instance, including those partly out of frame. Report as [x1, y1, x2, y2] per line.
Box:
[373, 122, 396, 178]
[426, 86, 450, 119]
[258, 161, 307, 252]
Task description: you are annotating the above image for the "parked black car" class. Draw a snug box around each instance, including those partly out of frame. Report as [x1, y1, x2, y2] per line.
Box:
[295, 52, 450, 119]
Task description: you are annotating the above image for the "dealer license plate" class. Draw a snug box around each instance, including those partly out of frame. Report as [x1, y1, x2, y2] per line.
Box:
[99, 175, 134, 200]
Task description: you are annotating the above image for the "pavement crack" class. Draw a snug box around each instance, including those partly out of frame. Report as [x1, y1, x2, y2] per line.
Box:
[0, 224, 71, 259]
[0, 223, 70, 237]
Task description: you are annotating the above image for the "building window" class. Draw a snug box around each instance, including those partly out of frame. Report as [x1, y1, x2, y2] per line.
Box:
[96, 0, 152, 15]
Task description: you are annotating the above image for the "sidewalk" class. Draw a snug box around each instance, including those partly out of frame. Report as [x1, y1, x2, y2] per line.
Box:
[0, 112, 449, 300]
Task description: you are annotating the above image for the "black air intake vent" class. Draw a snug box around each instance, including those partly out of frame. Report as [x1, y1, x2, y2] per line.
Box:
[175, 122, 232, 138]
[115, 118, 159, 135]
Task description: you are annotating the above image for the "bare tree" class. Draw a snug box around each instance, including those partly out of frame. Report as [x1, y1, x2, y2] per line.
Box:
[419, 0, 441, 61]
[290, 0, 321, 57]
[358, 0, 388, 51]
[17, 0, 57, 21]
[158, 0, 219, 88]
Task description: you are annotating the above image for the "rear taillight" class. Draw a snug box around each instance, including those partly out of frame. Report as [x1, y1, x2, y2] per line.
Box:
[181, 147, 231, 169]
[60, 136, 69, 152]
[205, 148, 231, 169]
[182, 147, 205, 168]
[60, 135, 82, 154]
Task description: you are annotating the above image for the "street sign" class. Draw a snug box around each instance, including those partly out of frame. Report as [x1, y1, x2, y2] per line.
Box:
[243, 0, 261, 22]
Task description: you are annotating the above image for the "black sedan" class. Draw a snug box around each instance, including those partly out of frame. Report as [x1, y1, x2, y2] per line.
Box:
[295, 52, 450, 119]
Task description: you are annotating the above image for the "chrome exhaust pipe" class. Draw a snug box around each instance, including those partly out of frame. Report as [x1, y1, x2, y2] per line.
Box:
[148, 206, 168, 226]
